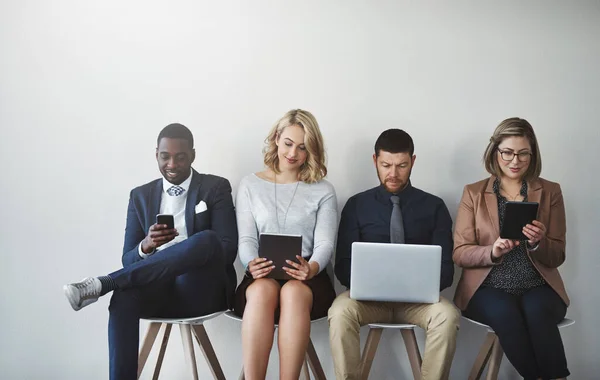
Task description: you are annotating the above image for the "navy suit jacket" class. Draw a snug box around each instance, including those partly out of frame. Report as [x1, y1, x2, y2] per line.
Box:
[121, 169, 238, 300]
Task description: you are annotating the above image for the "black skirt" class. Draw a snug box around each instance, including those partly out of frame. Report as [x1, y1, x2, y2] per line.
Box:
[233, 269, 336, 323]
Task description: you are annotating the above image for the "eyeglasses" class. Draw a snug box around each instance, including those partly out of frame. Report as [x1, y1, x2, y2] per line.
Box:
[497, 149, 532, 162]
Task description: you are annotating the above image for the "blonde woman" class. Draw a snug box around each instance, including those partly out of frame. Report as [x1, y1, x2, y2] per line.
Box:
[453, 118, 570, 380]
[233, 109, 337, 380]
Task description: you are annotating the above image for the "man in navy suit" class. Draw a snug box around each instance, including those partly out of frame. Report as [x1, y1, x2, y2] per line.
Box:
[63, 123, 237, 380]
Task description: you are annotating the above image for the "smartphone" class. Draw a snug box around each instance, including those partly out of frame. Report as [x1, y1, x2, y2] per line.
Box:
[156, 214, 175, 229]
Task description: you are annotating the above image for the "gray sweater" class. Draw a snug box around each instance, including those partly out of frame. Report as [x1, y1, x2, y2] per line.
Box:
[236, 173, 338, 273]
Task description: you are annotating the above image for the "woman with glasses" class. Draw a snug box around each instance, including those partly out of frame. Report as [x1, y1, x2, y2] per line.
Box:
[453, 118, 570, 380]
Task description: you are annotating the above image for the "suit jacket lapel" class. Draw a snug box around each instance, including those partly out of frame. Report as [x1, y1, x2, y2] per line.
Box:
[185, 169, 203, 237]
[527, 178, 543, 205]
[484, 176, 500, 235]
[150, 180, 163, 228]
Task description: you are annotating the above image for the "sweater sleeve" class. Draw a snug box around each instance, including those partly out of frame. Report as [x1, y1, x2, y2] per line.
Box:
[236, 178, 258, 268]
[308, 183, 338, 273]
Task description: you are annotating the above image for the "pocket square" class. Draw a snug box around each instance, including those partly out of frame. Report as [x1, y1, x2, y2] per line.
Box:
[195, 200, 207, 214]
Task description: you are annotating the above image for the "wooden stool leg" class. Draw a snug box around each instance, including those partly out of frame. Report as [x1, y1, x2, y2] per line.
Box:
[302, 357, 310, 380]
[400, 329, 422, 380]
[180, 324, 199, 380]
[191, 324, 226, 380]
[138, 322, 162, 379]
[468, 332, 496, 380]
[485, 337, 503, 380]
[306, 338, 326, 380]
[360, 328, 384, 380]
[152, 324, 172, 380]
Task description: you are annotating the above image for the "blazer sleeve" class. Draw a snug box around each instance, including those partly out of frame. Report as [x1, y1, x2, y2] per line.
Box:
[210, 178, 238, 268]
[453, 185, 498, 268]
[530, 183, 566, 268]
[122, 191, 146, 267]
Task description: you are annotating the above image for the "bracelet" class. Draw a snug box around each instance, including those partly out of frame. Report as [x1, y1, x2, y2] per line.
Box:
[527, 241, 540, 251]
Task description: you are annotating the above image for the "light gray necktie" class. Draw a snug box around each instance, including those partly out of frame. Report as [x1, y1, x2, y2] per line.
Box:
[390, 195, 405, 244]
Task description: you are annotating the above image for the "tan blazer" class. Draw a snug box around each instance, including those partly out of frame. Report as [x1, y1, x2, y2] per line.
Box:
[453, 176, 569, 311]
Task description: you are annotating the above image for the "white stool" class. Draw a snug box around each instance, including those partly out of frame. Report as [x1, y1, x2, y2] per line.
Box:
[224, 310, 327, 380]
[360, 323, 421, 380]
[138, 311, 226, 380]
[462, 316, 575, 380]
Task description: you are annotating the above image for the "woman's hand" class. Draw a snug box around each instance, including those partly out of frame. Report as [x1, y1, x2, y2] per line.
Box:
[523, 220, 546, 246]
[492, 237, 519, 259]
[247, 257, 275, 279]
[283, 256, 316, 281]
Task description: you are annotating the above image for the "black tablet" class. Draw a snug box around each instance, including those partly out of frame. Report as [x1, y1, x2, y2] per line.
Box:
[258, 233, 302, 280]
[500, 201, 539, 240]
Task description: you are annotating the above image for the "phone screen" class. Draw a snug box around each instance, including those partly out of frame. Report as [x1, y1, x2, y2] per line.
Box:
[156, 214, 175, 229]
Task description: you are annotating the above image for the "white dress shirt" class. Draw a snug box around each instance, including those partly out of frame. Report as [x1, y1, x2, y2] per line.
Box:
[138, 170, 193, 258]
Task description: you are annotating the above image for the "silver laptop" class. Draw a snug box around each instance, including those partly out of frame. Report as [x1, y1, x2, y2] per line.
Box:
[349, 242, 441, 303]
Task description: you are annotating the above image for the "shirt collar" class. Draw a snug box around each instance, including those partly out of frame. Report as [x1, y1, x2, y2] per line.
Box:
[376, 180, 414, 205]
[162, 169, 193, 195]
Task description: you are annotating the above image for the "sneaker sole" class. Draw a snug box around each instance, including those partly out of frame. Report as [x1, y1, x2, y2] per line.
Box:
[63, 284, 82, 311]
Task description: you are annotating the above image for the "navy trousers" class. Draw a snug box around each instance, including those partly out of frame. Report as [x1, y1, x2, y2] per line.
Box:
[464, 285, 569, 380]
[107, 230, 230, 380]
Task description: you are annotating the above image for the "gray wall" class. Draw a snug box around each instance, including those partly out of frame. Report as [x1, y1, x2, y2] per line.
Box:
[1, 1, 599, 378]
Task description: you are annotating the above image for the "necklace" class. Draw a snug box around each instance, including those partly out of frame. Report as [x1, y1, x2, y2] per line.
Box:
[500, 186, 521, 201]
[274, 173, 300, 233]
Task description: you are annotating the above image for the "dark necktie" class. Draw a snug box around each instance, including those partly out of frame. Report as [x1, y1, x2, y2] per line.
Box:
[390, 195, 405, 244]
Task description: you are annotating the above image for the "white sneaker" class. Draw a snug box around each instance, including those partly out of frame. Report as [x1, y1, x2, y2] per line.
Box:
[63, 277, 102, 311]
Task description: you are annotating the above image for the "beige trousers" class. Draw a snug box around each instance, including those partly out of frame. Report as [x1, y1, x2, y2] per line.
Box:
[328, 291, 460, 380]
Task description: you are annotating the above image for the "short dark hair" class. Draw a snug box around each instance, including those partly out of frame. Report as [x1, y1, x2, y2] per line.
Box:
[157, 123, 194, 149]
[374, 129, 414, 156]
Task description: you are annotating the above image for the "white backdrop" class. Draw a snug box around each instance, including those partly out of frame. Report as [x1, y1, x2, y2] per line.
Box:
[1, 1, 599, 379]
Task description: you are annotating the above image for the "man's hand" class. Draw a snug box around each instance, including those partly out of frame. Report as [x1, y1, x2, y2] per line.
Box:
[141, 223, 178, 253]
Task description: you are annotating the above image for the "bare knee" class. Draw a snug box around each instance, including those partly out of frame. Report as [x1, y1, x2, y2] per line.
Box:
[246, 278, 280, 309]
[280, 280, 312, 310]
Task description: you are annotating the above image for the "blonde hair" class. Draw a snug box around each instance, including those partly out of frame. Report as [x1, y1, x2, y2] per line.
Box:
[263, 109, 327, 183]
[483, 117, 542, 181]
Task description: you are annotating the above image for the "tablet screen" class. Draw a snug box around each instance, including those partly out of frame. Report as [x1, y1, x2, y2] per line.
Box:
[500, 201, 539, 240]
[259, 233, 302, 280]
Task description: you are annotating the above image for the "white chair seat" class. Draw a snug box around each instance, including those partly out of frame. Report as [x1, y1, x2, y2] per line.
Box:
[462, 316, 575, 332]
[462, 316, 575, 380]
[368, 322, 417, 329]
[144, 310, 225, 325]
[360, 322, 422, 380]
[223, 310, 242, 322]
[138, 311, 227, 380]
[224, 310, 326, 326]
